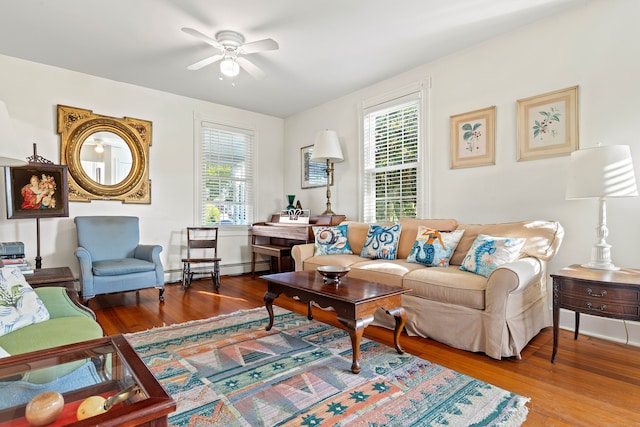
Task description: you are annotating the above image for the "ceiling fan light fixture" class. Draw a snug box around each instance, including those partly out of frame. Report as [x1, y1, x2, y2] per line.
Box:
[220, 57, 240, 77]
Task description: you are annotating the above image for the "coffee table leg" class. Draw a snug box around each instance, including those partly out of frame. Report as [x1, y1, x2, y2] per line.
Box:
[338, 317, 366, 374]
[264, 290, 280, 331]
[386, 306, 406, 354]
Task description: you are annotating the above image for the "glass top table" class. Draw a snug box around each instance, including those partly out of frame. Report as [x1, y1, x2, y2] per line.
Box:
[0, 334, 175, 426]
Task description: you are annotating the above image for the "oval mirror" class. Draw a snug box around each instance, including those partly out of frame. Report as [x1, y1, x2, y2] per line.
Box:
[57, 105, 152, 204]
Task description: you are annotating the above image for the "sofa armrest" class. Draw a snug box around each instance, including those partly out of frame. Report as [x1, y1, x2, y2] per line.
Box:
[484, 257, 542, 314]
[135, 244, 164, 286]
[292, 243, 315, 271]
[35, 287, 96, 320]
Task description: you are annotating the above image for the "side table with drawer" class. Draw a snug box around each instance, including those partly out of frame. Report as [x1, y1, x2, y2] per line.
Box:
[550, 265, 640, 362]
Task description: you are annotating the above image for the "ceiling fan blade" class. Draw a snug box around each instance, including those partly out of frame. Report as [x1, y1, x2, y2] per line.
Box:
[239, 38, 279, 54]
[186, 54, 223, 71]
[237, 57, 266, 80]
[182, 27, 224, 50]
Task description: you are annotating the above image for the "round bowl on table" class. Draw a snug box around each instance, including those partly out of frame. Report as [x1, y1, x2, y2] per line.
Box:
[316, 266, 350, 285]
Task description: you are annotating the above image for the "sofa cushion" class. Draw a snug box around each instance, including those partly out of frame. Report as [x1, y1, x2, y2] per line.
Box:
[302, 254, 366, 271]
[397, 218, 458, 259]
[0, 267, 50, 337]
[313, 225, 353, 255]
[403, 266, 488, 310]
[92, 258, 155, 276]
[407, 228, 464, 267]
[459, 234, 526, 277]
[349, 259, 425, 288]
[360, 224, 402, 259]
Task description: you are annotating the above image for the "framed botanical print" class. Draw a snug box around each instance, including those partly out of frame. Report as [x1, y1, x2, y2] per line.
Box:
[517, 86, 579, 161]
[450, 106, 496, 169]
[5, 163, 69, 219]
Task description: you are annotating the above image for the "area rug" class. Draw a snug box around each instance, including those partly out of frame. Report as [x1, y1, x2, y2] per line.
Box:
[125, 307, 529, 426]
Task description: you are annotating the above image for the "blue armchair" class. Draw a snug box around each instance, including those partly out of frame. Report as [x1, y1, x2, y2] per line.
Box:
[74, 216, 165, 303]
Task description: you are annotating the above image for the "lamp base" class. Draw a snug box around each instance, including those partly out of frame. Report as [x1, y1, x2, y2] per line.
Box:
[581, 261, 620, 271]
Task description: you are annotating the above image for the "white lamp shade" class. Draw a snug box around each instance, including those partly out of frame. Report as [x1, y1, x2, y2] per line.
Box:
[566, 145, 638, 199]
[311, 130, 344, 163]
[0, 100, 27, 167]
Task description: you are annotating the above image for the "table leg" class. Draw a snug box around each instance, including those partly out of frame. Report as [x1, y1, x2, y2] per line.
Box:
[307, 301, 313, 320]
[574, 311, 580, 340]
[551, 279, 560, 363]
[264, 290, 280, 331]
[214, 261, 221, 290]
[338, 317, 367, 374]
[386, 306, 406, 354]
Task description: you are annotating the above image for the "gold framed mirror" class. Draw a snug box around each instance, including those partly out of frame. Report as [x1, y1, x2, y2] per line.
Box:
[57, 105, 152, 203]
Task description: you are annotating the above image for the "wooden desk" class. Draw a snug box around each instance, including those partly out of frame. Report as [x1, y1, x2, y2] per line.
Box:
[250, 214, 346, 274]
[551, 265, 640, 362]
[25, 266, 75, 292]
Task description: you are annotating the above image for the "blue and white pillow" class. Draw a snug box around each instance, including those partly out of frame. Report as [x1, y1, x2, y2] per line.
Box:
[407, 227, 464, 267]
[0, 267, 50, 337]
[459, 234, 525, 277]
[360, 224, 402, 260]
[313, 225, 353, 255]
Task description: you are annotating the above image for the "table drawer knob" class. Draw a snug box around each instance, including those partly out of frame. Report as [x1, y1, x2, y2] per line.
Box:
[586, 288, 607, 298]
[586, 302, 607, 311]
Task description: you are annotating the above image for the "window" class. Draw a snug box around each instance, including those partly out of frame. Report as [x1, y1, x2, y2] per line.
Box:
[362, 89, 423, 223]
[197, 119, 254, 226]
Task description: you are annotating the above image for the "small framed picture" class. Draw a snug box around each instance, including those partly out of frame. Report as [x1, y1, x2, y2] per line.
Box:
[517, 86, 578, 161]
[5, 163, 69, 219]
[301, 145, 328, 188]
[450, 106, 496, 169]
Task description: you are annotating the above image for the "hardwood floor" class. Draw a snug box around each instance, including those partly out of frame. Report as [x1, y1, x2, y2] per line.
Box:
[89, 274, 640, 426]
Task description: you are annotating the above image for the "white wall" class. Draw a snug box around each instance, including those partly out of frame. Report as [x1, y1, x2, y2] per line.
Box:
[284, 0, 640, 345]
[0, 54, 285, 281]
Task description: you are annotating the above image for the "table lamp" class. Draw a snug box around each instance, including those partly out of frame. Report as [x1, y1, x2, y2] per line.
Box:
[566, 144, 638, 270]
[311, 130, 343, 215]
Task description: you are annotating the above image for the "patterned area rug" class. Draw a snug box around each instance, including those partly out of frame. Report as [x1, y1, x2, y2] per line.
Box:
[126, 307, 529, 426]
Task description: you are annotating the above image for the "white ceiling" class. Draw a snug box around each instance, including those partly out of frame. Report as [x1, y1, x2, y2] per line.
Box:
[0, 0, 588, 118]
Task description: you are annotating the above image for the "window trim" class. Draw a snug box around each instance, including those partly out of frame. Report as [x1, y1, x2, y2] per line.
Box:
[358, 80, 430, 222]
[194, 113, 256, 228]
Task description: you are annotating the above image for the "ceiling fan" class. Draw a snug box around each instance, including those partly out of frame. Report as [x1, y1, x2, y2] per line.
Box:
[182, 27, 279, 80]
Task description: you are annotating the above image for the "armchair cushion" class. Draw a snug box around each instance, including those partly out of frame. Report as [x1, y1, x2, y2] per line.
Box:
[0, 267, 49, 337]
[93, 258, 156, 276]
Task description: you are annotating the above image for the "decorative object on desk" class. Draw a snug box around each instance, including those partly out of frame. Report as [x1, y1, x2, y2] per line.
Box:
[295, 199, 302, 209]
[25, 391, 64, 427]
[517, 85, 579, 161]
[311, 129, 344, 215]
[317, 265, 350, 284]
[285, 194, 296, 210]
[301, 144, 327, 188]
[279, 208, 310, 224]
[566, 144, 638, 270]
[5, 145, 70, 269]
[57, 104, 152, 204]
[450, 106, 496, 169]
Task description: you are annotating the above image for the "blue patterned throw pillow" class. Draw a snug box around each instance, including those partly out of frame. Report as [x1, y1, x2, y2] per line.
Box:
[313, 225, 353, 255]
[459, 234, 526, 277]
[407, 227, 465, 267]
[360, 224, 402, 260]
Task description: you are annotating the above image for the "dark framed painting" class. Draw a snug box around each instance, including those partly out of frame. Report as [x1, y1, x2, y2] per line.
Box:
[5, 163, 69, 219]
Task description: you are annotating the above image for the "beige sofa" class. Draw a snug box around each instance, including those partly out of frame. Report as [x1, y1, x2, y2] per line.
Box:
[292, 218, 564, 359]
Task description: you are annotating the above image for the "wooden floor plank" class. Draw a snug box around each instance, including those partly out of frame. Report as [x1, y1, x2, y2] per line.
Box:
[88, 275, 640, 426]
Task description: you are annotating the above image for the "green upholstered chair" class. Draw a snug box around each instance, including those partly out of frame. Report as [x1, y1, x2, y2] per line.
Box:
[0, 286, 104, 383]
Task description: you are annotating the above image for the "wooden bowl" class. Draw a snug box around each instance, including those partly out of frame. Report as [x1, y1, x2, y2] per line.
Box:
[317, 266, 350, 284]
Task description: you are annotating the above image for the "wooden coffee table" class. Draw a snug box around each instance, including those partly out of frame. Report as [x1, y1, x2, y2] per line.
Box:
[262, 271, 409, 374]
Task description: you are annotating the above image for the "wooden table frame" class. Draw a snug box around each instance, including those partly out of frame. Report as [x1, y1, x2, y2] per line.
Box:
[262, 271, 408, 374]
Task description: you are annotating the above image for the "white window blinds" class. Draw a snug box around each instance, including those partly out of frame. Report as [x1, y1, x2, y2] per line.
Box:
[199, 120, 254, 226]
[362, 94, 420, 223]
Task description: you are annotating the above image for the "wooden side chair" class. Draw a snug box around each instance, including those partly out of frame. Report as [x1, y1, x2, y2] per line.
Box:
[181, 227, 221, 289]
